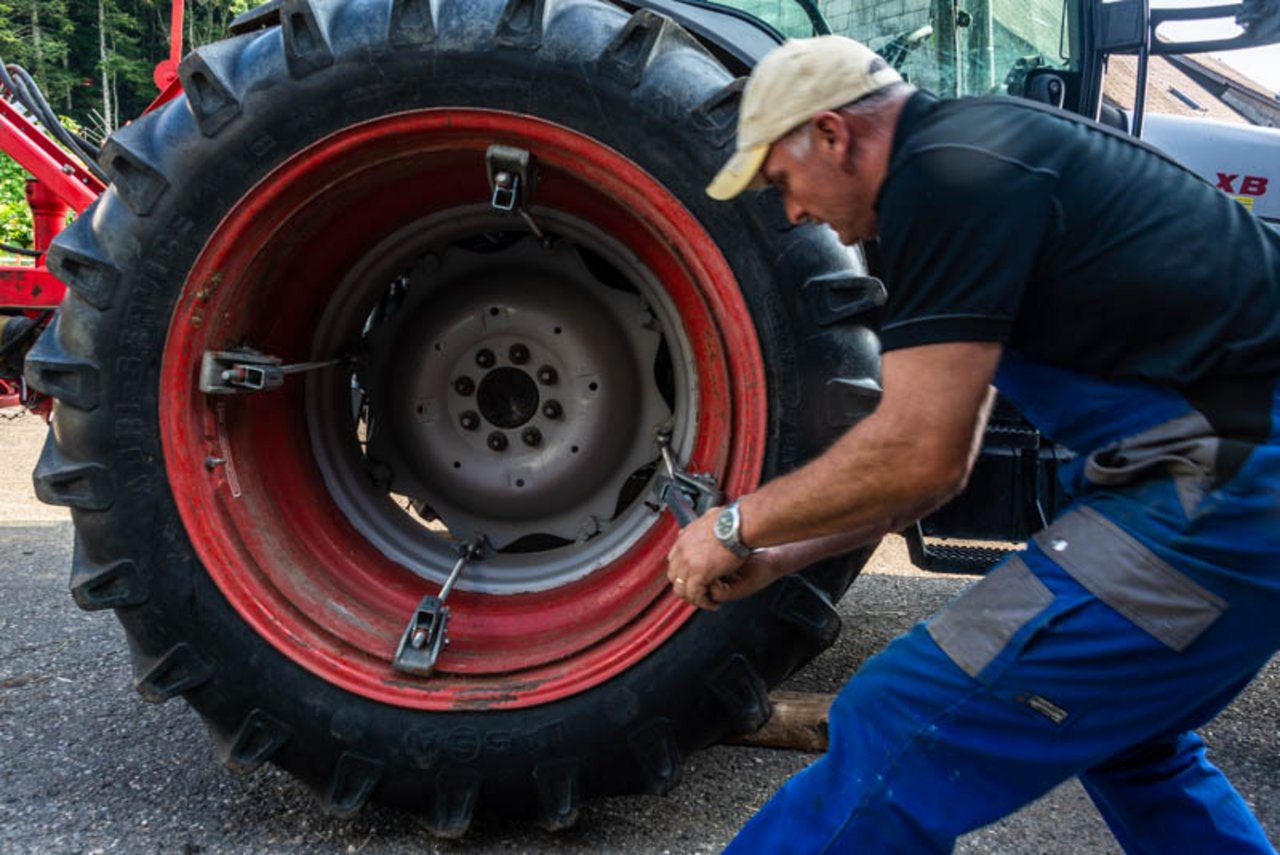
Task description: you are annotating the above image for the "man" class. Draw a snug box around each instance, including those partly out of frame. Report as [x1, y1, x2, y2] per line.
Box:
[666, 35, 1280, 853]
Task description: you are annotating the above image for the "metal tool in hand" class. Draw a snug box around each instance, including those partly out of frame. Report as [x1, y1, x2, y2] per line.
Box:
[392, 537, 488, 676]
[652, 427, 721, 527]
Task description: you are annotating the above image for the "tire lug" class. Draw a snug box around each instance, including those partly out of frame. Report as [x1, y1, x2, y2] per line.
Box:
[536, 365, 557, 385]
[509, 344, 530, 365]
[522, 427, 542, 447]
[475, 349, 495, 369]
[542, 400, 562, 420]
[460, 411, 480, 431]
[454, 376, 475, 396]
[487, 431, 508, 452]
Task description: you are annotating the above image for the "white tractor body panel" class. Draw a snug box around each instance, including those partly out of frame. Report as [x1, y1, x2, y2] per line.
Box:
[1137, 112, 1280, 224]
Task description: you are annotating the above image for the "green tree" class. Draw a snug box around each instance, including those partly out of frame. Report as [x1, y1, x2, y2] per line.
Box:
[0, 0, 77, 109]
[0, 0, 258, 240]
[0, 154, 34, 249]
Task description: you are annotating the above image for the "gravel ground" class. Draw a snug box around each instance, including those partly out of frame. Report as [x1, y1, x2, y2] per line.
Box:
[1, 414, 1277, 853]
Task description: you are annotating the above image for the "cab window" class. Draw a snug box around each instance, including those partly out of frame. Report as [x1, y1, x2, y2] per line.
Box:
[710, 0, 1080, 98]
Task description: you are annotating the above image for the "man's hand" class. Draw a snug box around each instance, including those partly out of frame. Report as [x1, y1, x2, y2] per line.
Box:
[706, 550, 790, 604]
[666, 507, 750, 610]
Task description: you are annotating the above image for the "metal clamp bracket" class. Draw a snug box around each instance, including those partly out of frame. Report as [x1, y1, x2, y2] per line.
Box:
[653, 428, 722, 526]
[392, 537, 488, 677]
[199, 349, 340, 394]
[486, 145, 535, 212]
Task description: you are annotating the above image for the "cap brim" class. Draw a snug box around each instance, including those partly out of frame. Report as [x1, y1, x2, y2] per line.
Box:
[706, 143, 769, 201]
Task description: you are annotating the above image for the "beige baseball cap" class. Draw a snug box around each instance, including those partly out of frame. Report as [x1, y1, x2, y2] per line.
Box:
[706, 36, 903, 201]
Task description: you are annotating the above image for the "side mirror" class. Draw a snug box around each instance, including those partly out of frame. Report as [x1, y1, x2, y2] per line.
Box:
[1149, 1, 1280, 54]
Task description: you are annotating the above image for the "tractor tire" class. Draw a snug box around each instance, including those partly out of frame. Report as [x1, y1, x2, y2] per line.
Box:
[26, 0, 883, 833]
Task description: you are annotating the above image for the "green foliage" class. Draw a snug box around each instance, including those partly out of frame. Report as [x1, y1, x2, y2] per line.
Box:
[0, 0, 253, 252]
[0, 153, 33, 249]
[1, 0, 256, 136]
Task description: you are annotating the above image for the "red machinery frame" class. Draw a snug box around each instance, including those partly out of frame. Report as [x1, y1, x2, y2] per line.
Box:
[0, 2, 185, 408]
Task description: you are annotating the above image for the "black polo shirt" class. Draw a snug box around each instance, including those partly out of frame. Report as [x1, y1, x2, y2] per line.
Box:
[875, 91, 1280, 388]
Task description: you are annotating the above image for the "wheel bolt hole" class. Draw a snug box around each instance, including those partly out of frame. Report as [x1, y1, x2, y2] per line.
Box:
[509, 343, 530, 365]
[536, 365, 557, 385]
[475, 348, 495, 369]
[542, 400, 562, 420]
[453, 376, 475, 396]
[521, 427, 542, 447]
[459, 411, 480, 431]
[487, 432, 508, 452]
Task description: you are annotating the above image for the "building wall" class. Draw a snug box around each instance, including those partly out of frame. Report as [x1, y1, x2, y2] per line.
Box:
[821, 0, 931, 42]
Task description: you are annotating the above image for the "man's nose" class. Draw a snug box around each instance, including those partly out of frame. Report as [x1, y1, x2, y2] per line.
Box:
[783, 196, 808, 225]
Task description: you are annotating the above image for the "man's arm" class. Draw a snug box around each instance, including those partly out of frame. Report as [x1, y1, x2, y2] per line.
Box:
[667, 341, 1002, 610]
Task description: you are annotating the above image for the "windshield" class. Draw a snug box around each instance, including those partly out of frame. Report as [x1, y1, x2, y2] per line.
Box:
[712, 0, 1080, 98]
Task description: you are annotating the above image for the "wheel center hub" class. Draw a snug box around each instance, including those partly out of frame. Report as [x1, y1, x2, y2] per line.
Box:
[354, 233, 672, 551]
[478, 367, 539, 429]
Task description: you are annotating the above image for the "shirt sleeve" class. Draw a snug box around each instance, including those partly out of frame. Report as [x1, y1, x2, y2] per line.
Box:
[875, 144, 1060, 353]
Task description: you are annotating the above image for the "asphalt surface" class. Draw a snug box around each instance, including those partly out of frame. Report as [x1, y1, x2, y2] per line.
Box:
[2, 414, 1277, 854]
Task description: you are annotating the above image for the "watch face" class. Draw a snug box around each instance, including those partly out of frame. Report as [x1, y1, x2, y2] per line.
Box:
[714, 508, 736, 540]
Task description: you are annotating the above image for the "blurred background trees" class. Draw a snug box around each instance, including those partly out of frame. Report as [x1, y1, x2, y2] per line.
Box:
[1, 0, 252, 248]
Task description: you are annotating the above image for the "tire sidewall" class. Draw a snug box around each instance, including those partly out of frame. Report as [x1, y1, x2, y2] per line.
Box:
[63, 0, 874, 816]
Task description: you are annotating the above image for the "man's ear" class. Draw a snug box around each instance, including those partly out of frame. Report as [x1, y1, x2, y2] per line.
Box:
[811, 111, 851, 161]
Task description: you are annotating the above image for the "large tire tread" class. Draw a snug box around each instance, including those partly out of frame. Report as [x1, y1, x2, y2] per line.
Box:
[69, 538, 149, 610]
[216, 708, 294, 774]
[31, 0, 879, 830]
[132, 642, 215, 704]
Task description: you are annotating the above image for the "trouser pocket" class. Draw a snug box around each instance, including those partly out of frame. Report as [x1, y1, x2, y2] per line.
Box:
[1031, 506, 1226, 652]
[926, 555, 1056, 681]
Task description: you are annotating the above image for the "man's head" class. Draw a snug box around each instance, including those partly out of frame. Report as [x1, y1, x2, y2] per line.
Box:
[706, 36, 913, 244]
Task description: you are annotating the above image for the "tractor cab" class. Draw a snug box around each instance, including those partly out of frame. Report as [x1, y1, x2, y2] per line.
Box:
[689, 0, 1279, 221]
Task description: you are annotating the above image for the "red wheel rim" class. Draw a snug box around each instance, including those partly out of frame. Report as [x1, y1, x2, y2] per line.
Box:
[160, 110, 766, 710]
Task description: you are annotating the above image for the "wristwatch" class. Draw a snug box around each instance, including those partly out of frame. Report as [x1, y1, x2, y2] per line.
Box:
[713, 500, 754, 559]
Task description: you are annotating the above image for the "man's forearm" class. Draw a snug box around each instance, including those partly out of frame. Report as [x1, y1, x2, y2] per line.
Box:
[763, 524, 882, 576]
[739, 412, 965, 549]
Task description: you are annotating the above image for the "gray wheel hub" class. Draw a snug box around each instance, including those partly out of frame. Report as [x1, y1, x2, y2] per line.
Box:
[360, 237, 671, 549]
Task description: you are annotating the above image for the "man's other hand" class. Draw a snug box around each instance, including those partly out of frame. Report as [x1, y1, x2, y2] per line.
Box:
[666, 507, 749, 611]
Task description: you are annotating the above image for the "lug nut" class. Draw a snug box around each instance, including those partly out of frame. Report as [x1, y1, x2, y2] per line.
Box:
[522, 427, 542, 447]
[542, 400, 563, 420]
[509, 343, 530, 365]
[453, 376, 475, 396]
[536, 365, 558, 385]
[475, 349, 495, 369]
[487, 431, 509, 452]
[460, 411, 480, 431]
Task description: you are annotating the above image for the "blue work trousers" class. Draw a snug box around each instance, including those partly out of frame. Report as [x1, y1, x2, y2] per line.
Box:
[727, 368, 1280, 854]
